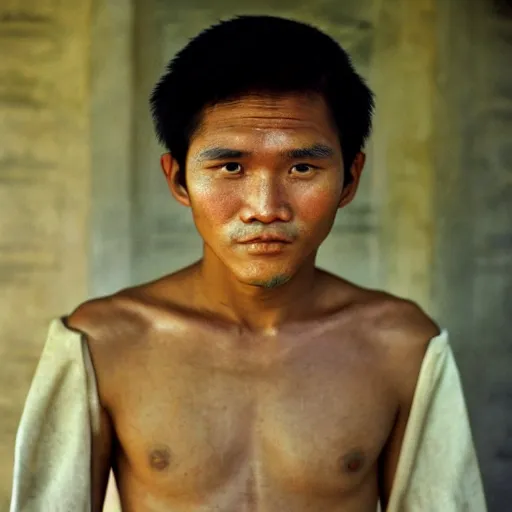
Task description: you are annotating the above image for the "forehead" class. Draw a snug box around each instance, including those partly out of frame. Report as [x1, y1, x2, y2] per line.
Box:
[189, 93, 340, 152]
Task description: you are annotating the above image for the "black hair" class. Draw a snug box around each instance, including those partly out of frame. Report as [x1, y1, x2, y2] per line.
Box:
[150, 15, 375, 188]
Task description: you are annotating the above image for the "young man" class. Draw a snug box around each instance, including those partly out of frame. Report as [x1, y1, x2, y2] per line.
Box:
[11, 15, 486, 512]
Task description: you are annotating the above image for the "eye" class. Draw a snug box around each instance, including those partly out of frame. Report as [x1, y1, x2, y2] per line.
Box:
[222, 162, 242, 174]
[291, 163, 316, 174]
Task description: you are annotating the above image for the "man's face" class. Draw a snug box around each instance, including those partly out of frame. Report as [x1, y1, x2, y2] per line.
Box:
[165, 92, 363, 288]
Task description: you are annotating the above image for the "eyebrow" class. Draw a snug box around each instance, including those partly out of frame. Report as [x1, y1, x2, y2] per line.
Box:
[196, 148, 249, 161]
[196, 143, 335, 162]
[284, 144, 334, 160]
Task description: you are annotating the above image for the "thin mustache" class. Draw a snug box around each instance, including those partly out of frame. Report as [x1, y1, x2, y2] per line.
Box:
[228, 226, 298, 241]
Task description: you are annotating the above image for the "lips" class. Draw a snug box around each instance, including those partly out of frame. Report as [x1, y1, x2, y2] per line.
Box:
[238, 234, 292, 244]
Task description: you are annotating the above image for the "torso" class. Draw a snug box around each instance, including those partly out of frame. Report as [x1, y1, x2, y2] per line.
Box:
[77, 267, 421, 512]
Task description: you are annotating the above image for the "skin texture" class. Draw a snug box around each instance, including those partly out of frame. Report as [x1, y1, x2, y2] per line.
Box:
[66, 92, 440, 511]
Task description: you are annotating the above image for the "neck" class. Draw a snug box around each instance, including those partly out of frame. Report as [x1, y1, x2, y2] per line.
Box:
[194, 247, 319, 335]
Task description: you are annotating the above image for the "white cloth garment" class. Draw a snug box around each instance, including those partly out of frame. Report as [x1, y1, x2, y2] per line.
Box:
[385, 330, 487, 511]
[10, 319, 100, 512]
[10, 319, 487, 511]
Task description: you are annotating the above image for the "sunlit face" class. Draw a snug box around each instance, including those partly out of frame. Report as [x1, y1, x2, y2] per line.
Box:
[164, 92, 364, 288]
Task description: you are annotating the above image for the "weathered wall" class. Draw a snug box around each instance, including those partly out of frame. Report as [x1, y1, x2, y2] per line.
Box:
[0, 0, 511, 510]
[433, 0, 512, 508]
[89, 0, 133, 298]
[0, 0, 92, 509]
[371, 0, 437, 311]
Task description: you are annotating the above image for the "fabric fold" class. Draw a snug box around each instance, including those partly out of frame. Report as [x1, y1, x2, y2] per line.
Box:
[386, 330, 487, 511]
[10, 319, 98, 512]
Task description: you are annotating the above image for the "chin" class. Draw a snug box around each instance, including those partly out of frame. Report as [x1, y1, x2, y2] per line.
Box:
[233, 262, 294, 290]
[247, 274, 292, 290]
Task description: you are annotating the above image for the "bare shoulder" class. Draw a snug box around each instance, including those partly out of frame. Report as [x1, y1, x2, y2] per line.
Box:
[363, 291, 440, 346]
[64, 282, 182, 405]
[324, 273, 441, 395]
[324, 272, 440, 343]
[356, 290, 441, 401]
[65, 289, 147, 346]
[64, 268, 198, 352]
[320, 273, 440, 370]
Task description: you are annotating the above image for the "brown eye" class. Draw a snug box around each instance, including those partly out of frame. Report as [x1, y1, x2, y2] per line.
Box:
[292, 164, 314, 174]
[222, 162, 242, 173]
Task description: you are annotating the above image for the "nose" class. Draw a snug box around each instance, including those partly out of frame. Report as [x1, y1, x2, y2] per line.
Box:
[239, 173, 292, 224]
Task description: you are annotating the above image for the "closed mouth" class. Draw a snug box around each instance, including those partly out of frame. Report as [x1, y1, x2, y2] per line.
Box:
[239, 236, 292, 244]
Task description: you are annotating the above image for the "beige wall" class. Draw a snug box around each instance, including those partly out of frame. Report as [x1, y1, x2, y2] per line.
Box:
[0, 1, 92, 509]
[1, 0, 511, 510]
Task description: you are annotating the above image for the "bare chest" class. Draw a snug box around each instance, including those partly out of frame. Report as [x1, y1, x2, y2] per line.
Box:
[107, 332, 396, 502]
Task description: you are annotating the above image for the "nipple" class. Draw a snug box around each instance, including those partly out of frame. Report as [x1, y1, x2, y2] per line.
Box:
[340, 450, 365, 473]
[149, 446, 172, 471]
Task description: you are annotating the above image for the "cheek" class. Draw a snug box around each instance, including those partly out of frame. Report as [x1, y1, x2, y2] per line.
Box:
[189, 177, 239, 225]
[295, 183, 340, 223]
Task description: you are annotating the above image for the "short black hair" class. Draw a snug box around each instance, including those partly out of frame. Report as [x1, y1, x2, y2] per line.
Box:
[150, 15, 375, 188]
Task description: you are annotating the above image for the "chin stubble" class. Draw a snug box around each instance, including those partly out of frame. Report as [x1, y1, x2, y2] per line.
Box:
[250, 274, 291, 289]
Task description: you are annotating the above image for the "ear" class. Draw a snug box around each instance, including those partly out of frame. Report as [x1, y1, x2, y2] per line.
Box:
[338, 152, 366, 209]
[161, 153, 190, 207]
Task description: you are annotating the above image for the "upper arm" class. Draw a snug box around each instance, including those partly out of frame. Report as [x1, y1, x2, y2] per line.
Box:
[65, 302, 115, 511]
[376, 300, 441, 509]
[91, 407, 114, 511]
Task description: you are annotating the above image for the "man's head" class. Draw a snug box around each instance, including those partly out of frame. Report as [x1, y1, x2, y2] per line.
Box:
[151, 15, 374, 289]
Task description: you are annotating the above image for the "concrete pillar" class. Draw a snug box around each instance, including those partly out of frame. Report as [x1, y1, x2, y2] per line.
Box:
[89, 0, 134, 298]
[433, 1, 512, 508]
[0, 0, 92, 507]
[370, 0, 438, 314]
